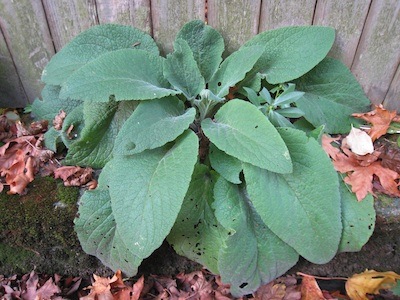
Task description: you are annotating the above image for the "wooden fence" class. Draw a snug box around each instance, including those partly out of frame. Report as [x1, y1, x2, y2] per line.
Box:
[0, 0, 399, 111]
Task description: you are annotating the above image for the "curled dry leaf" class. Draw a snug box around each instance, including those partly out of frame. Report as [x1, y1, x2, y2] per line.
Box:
[343, 126, 374, 155]
[299, 274, 326, 300]
[53, 110, 66, 130]
[345, 270, 400, 300]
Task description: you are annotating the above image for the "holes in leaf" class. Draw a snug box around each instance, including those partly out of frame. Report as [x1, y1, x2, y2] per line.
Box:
[126, 142, 136, 150]
[255, 125, 258, 129]
[239, 282, 248, 288]
[217, 82, 222, 86]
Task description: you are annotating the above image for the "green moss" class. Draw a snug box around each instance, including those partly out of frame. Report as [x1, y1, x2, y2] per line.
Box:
[0, 243, 34, 274]
[0, 176, 108, 276]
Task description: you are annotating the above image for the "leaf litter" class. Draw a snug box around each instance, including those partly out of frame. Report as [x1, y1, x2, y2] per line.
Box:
[2, 269, 400, 299]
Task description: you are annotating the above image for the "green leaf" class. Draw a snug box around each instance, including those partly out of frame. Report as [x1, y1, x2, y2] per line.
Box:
[31, 85, 82, 122]
[74, 164, 142, 276]
[244, 127, 342, 263]
[209, 143, 242, 184]
[213, 177, 299, 296]
[59, 103, 84, 149]
[176, 20, 224, 82]
[59, 49, 178, 102]
[202, 99, 292, 173]
[242, 26, 335, 84]
[294, 57, 371, 133]
[43, 127, 62, 152]
[167, 164, 228, 274]
[338, 179, 375, 252]
[208, 46, 264, 97]
[109, 130, 198, 259]
[42, 24, 159, 85]
[164, 39, 205, 99]
[114, 97, 196, 156]
[64, 100, 137, 168]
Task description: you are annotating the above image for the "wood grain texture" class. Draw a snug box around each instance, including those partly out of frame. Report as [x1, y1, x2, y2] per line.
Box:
[258, 0, 316, 32]
[0, 0, 55, 104]
[0, 29, 27, 107]
[42, 0, 98, 51]
[96, 0, 151, 34]
[351, 0, 400, 106]
[207, 0, 261, 55]
[313, 0, 371, 68]
[151, 0, 205, 55]
[383, 63, 400, 112]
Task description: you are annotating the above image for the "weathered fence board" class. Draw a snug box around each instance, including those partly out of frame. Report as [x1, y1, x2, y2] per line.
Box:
[42, 0, 98, 51]
[96, 0, 152, 34]
[383, 63, 400, 111]
[0, 0, 399, 110]
[258, 0, 316, 31]
[207, 0, 261, 55]
[150, 0, 205, 55]
[313, 0, 371, 68]
[351, 0, 400, 106]
[0, 29, 27, 107]
[0, 0, 55, 104]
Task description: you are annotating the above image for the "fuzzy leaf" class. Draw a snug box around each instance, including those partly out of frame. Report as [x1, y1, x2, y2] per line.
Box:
[164, 39, 205, 99]
[74, 164, 142, 276]
[64, 100, 136, 168]
[338, 179, 375, 252]
[114, 97, 195, 156]
[208, 46, 264, 97]
[213, 177, 299, 297]
[295, 58, 371, 134]
[244, 127, 342, 263]
[209, 143, 242, 184]
[202, 99, 292, 173]
[242, 26, 335, 84]
[60, 49, 178, 102]
[167, 164, 228, 274]
[109, 130, 198, 259]
[176, 20, 224, 82]
[31, 85, 82, 122]
[42, 24, 159, 85]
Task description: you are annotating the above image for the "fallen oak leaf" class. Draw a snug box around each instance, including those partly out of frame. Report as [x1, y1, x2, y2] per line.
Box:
[345, 270, 400, 300]
[353, 104, 398, 141]
[81, 273, 118, 300]
[54, 166, 93, 187]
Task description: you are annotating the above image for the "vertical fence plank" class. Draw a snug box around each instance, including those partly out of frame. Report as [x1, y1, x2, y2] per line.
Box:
[96, 0, 151, 34]
[0, 0, 55, 104]
[258, 0, 316, 32]
[0, 30, 27, 107]
[42, 0, 98, 51]
[151, 0, 205, 55]
[313, 0, 371, 68]
[383, 63, 400, 112]
[207, 0, 261, 55]
[351, 0, 400, 106]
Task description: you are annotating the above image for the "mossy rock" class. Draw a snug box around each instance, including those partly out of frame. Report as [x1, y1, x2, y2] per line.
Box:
[0, 176, 110, 277]
[0, 176, 198, 277]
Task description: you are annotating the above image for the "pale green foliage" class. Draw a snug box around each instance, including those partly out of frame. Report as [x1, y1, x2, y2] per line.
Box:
[33, 20, 375, 297]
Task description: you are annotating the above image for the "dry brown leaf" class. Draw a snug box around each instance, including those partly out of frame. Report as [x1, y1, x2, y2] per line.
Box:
[54, 166, 93, 187]
[53, 110, 66, 130]
[253, 281, 286, 300]
[345, 270, 400, 300]
[81, 273, 118, 300]
[353, 104, 398, 141]
[322, 134, 400, 201]
[300, 274, 326, 300]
